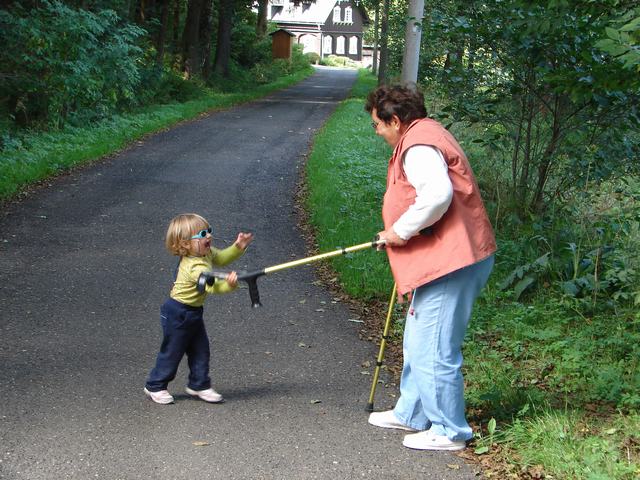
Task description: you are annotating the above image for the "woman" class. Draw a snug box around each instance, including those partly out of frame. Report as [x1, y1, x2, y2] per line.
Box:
[365, 85, 496, 451]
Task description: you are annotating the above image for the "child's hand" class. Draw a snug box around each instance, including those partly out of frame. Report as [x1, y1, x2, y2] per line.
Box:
[234, 232, 254, 250]
[226, 271, 238, 288]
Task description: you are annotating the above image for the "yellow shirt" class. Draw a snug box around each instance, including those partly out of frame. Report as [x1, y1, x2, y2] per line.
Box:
[170, 244, 244, 307]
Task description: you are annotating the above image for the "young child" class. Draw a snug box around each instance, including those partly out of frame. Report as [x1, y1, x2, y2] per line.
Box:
[144, 213, 253, 405]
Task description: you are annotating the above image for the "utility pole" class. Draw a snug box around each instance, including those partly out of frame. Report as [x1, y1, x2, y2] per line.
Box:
[372, 0, 379, 75]
[400, 0, 425, 84]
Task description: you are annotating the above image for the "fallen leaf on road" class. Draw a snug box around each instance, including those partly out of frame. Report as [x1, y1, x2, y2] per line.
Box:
[193, 441, 210, 447]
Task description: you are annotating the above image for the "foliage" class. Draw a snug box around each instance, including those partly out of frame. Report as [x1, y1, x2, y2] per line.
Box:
[497, 177, 640, 309]
[0, 1, 145, 129]
[320, 55, 359, 68]
[417, 1, 640, 215]
[0, 0, 300, 140]
[500, 410, 640, 479]
[231, 22, 272, 68]
[596, 9, 640, 71]
[305, 52, 321, 65]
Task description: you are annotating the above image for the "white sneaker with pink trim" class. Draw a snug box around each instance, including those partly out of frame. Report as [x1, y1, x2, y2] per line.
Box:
[144, 388, 174, 405]
[185, 387, 224, 403]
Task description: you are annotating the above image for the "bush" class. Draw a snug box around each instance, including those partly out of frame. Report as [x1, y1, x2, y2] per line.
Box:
[305, 52, 320, 65]
[0, 2, 145, 129]
[320, 55, 358, 68]
[136, 67, 207, 105]
[232, 23, 272, 68]
[497, 176, 640, 310]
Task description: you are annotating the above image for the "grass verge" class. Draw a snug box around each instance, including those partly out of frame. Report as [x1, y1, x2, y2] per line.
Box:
[0, 67, 313, 202]
[304, 69, 640, 479]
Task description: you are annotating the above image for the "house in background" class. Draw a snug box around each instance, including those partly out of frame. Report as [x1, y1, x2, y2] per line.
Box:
[267, 0, 370, 62]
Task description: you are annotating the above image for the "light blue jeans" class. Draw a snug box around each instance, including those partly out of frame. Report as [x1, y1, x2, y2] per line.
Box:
[393, 255, 494, 441]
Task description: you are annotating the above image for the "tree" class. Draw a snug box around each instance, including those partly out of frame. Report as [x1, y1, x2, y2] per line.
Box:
[419, 0, 640, 214]
[213, 0, 234, 77]
[256, 0, 268, 37]
[182, 0, 203, 77]
[377, 0, 390, 84]
[200, 0, 214, 79]
[155, 0, 170, 66]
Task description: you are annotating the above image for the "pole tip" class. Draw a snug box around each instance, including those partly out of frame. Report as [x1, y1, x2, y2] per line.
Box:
[365, 403, 374, 413]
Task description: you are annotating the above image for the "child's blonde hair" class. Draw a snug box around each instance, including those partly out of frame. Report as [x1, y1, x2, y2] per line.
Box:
[165, 213, 209, 256]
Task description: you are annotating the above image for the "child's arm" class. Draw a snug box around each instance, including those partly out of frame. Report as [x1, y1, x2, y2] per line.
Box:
[226, 271, 238, 288]
[201, 269, 237, 295]
[234, 232, 253, 250]
[212, 232, 253, 266]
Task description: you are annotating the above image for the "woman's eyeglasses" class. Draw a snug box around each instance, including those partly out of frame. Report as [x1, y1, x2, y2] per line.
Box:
[191, 227, 212, 239]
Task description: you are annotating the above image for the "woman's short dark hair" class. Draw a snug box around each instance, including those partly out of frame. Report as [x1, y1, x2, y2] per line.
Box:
[365, 84, 427, 125]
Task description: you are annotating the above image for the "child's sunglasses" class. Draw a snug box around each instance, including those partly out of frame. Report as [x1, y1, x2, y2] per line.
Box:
[191, 227, 212, 239]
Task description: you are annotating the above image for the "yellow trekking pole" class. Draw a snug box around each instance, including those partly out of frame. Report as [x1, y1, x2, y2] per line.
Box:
[197, 237, 385, 307]
[365, 283, 397, 412]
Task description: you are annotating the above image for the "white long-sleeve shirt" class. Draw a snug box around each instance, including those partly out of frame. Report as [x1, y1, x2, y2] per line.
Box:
[392, 145, 453, 240]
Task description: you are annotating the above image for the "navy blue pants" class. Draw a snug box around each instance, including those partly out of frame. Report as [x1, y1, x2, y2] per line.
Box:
[145, 298, 211, 392]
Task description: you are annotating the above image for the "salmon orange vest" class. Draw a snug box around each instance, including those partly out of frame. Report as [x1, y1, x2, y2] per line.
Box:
[382, 118, 496, 297]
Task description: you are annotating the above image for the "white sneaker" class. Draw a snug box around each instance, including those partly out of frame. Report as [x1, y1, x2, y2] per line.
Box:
[144, 387, 174, 405]
[368, 410, 418, 432]
[402, 430, 466, 451]
[185, 387, 224, 403]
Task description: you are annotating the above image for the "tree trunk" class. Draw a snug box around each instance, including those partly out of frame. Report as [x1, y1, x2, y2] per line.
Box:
[377, 0, 390, 85]
[256, 0, 268, 38]
[400, 0, 424, 84]
[182, 0, 203, 78]
[137, 0, 146, 23]
[511, 99, 525, 190]
[214, 0, 234, 77]
[172, 0, 180, 65]
[200, 0, 214, 80]
[155, 0, 170, 67]
[531, 95, 562, 212]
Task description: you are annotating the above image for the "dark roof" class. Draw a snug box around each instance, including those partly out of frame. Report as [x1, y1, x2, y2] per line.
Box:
[269, 28, 296, 36]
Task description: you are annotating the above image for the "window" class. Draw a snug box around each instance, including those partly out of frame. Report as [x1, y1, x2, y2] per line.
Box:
[323, 35, 332, 54]
[333, 6, 341, 22]
[349, 36, 358, 54]
[344, 7, 352, 23]
[336, 36, 345, 54]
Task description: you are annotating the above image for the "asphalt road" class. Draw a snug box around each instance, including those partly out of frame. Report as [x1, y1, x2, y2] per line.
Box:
[0, 67, 481, 479]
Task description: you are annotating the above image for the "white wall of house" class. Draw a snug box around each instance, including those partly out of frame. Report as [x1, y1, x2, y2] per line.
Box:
[298, 33, 320, 54]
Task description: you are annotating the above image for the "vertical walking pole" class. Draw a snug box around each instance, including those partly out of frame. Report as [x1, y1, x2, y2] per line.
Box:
[365, 283, 397, 412]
